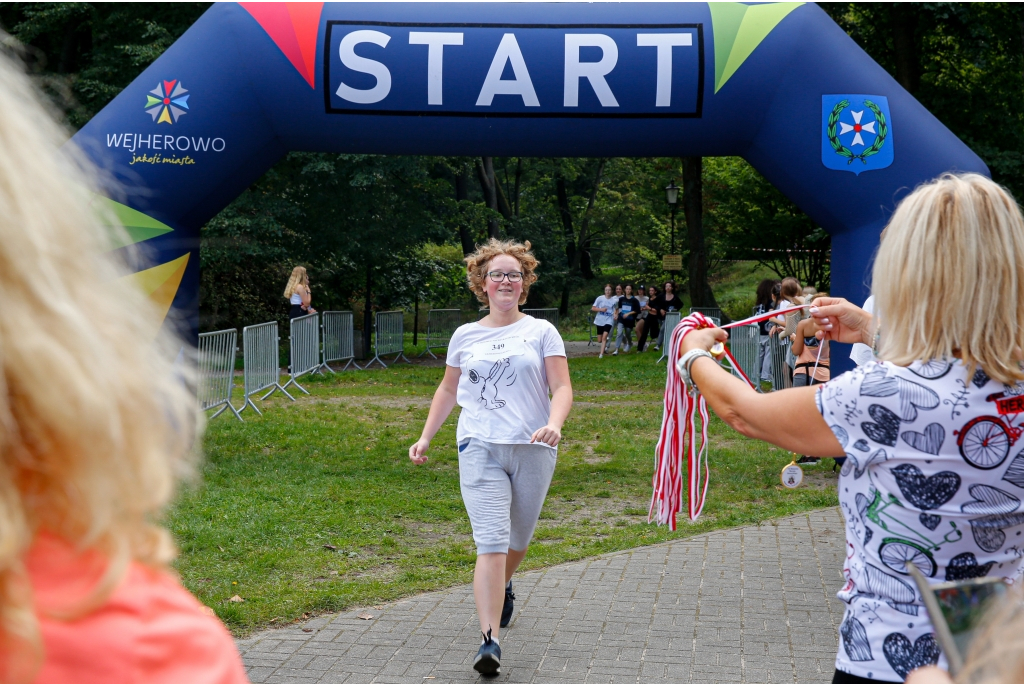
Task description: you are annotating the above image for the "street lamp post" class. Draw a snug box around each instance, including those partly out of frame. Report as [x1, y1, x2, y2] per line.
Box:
[665, 179, 680, 276]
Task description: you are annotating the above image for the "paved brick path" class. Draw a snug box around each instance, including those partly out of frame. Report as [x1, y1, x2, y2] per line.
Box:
[239, 508, 846, 683]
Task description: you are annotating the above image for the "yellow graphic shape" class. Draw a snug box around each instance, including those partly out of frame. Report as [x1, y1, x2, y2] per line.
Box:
[710, 2, 804, 93]
[92, 195, 174, 249]
[157, 107, 173, 124]
[125, 253, 189, 326]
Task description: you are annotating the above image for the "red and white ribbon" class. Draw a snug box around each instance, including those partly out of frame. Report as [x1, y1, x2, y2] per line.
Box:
[649, 304, 814, 529]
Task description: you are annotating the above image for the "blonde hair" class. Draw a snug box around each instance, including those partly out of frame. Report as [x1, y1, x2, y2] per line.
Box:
[0, 49, 197, 676]
[873, 173, 1024, 385]
[464, 238, 539, 306]
[956, 584, 1024, 682]
[283, 266, 309, 299]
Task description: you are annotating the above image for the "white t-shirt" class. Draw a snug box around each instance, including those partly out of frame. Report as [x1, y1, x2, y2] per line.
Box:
[817, 360, 1024, 681]
[850, 296, 877, 366]
[592, 295, 617, 326]
[446, 316, 566, 445]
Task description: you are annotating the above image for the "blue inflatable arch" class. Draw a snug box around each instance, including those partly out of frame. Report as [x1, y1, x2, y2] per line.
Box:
[73, 1, 986, 370]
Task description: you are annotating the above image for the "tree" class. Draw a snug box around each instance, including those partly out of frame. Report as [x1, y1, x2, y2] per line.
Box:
[0, 3, 210, 129]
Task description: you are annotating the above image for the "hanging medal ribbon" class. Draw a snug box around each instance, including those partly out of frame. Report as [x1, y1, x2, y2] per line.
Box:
[650, 305, 821, 529]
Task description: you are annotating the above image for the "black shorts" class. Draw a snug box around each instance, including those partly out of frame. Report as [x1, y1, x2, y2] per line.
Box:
[596, 324, 612, 335]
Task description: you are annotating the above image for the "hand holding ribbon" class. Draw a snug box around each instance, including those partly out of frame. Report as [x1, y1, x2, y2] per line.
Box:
[807, 297, 875, 346]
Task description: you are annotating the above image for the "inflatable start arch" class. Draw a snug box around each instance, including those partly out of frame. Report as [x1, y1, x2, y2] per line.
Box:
[72, 1, 986, 370]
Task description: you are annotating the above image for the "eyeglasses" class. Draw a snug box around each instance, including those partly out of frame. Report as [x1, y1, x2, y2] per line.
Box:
[487, 271, 524, 283]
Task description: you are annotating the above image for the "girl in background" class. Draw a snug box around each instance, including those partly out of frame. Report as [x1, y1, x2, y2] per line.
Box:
[613, 284, 640, 355]
[634, 285, 650, 348]
[752, 279, 778, 390]
[591, 284, 617, 358]
[284, 266, 316, 319]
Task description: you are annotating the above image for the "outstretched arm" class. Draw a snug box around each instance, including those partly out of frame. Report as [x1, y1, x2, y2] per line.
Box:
[409, 365, 461, 464]
[532, 356, 572, 447]
[681, 328, 845, 457]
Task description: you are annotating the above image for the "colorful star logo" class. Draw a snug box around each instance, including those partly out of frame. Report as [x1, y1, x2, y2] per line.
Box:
[145, 80, 189, 124]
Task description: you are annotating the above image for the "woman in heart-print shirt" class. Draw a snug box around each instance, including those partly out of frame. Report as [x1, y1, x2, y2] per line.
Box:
[677, 173, 1024, 684]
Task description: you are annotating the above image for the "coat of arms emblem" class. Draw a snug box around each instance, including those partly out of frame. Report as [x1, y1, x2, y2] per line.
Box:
[821, 95, 894, 175]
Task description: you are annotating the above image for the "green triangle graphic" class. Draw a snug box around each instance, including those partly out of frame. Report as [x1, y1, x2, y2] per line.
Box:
[93, 195, 174, 249]
[710, 2, 804, 93]
[146, 95, 162, 108]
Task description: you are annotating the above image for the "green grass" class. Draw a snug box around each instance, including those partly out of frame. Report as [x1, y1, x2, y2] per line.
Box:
[171, 352, 837, 636]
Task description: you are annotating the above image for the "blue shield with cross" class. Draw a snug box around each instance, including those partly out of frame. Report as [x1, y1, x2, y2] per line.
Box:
[821, 95, 894, 175]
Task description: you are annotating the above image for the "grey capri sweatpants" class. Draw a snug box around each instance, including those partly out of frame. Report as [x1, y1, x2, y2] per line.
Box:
[458, 438, 557, 555]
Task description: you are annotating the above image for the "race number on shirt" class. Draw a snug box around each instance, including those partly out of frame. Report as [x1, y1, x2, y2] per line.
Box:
[468, 336, 526, 361]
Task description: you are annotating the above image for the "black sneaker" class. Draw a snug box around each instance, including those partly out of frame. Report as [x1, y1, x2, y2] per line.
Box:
[500, 581, 515, 628]
[473, 627, 501, 676]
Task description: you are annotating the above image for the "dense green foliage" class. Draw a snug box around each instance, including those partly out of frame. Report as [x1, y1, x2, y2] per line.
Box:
[5, 3, 1024, 328]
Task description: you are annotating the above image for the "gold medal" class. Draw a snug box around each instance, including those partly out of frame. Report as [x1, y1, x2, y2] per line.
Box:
[780, 456, 803, 489]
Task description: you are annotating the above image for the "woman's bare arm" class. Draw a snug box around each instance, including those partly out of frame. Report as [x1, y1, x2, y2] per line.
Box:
[683, 328, 845, 456]
[792, 318, 811, 355]
[532, 356, 572, 447]
[409, 365, 461, 464]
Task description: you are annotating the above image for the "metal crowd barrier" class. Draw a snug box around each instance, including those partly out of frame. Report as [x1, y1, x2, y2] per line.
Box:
[320, 311, 358, 371]
[523, 308, 560, 328]
[656, 312, 682, 363]
[420, 309, 461, 359]
[283, 313, 321, 395]
[198, 328, 242, 421]
[769, 333, 793, 390]
[364, 311, 409, 369]
[241, 321, 293, 415]
[689, 307, 724, 324]
[727, 324, 760, 384]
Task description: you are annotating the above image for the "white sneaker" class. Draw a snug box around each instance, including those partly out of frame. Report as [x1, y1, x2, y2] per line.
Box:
[612, 349, 619, 356]
[624, 345, 631, 353]
[598, 353, 604, 358]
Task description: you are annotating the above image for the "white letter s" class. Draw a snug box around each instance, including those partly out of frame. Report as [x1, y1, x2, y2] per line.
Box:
[336, 30, 392, 104]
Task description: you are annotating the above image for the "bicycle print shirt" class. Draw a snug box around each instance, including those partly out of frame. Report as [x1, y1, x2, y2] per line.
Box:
[817, 359, 1024, 682]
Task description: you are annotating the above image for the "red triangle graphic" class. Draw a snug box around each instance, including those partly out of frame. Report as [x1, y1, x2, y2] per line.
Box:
[240, 2, 323, 89]
[163, 79, 177, 96]
[288, 3, 322, 87]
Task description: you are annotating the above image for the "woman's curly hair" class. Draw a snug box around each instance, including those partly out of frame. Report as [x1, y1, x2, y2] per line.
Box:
[465, 238, 539, 306]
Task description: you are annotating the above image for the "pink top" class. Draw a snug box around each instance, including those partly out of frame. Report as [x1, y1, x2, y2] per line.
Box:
[794, 336, 830, 382]
[23, 533, 248, 683]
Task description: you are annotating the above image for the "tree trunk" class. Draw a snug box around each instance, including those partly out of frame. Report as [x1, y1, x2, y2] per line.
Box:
[555, 177, 575, 317]
[891, 4, 920, 94]
[476, 157, 502, 239]
[363, 262, 373, 359]
[413, 292, 419, 346]
[555, 161, 606, 314]
[513, 158, 523, 218]
[570, 159, 606, 275]
[454, 165, 474, 255]
[683, 157, 723, 315]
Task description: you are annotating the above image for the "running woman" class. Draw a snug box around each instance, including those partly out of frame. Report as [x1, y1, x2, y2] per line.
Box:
[592, 284, 617, 358]
[409, 239, 573, 676]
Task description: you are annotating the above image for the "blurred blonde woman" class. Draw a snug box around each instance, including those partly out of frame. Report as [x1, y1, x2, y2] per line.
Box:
[284, 266, 315, 319]
[680, 173, 1024, 683]
[0, 49, 245, 680]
